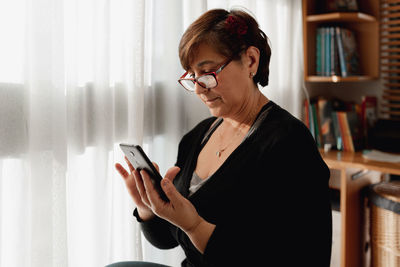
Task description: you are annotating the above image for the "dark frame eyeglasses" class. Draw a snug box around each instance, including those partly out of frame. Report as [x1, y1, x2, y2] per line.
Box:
[178, 59, 232, 92]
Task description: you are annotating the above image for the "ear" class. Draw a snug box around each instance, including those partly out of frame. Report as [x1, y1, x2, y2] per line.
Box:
[244, 46, 260, 74]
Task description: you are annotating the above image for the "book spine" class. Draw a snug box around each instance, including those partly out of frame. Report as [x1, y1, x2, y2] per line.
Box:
[330, 27, 335, 76]
[331, 112, 343, 151]
[337, 112, 348, 151]
[336, 27, 347, 77]
[316, 28, 322, 76]
[333, 27, 340, 75]
[344, 112, 355, 152]
[318, 97, 336, 148]
[347, 111, 362, 151]
[325, 27, 330, 76]
[321, 27, 325, 76]
[361, 95, 378, 146]
[338, 112, 354, 152]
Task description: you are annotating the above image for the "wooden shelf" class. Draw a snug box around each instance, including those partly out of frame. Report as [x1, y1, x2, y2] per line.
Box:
[302, 0, 379, 81]
[307, 12, 376, 23]
[302, 2, 381, 266]
[305, 75, 376, 82]
[321, 150, 400, 176]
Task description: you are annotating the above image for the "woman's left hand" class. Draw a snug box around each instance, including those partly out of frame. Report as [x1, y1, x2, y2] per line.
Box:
[140, 167, 216, 253]
[139, 167, 202, 233]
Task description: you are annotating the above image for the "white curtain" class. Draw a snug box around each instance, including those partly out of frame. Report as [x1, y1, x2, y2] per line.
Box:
[0, 0, 302, 267]
[207, 0, 304, 116]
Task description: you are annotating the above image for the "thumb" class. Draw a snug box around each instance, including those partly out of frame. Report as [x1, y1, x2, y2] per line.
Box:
[161, 176, 182, 203]
[164, 166, 181, 182]
[152, 162, 160, 172]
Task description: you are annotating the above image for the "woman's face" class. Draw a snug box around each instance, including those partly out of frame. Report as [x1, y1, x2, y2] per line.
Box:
[189, 43, 256, 118]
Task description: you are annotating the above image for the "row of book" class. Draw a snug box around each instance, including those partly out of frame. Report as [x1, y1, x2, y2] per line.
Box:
[303, 96, 377, 152]
[316, 26, 360, 77]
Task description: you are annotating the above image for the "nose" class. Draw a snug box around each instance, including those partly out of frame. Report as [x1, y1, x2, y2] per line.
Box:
[194, 83, 208, 95]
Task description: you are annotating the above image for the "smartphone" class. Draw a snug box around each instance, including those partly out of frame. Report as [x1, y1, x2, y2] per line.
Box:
[119, 143, 169, 202]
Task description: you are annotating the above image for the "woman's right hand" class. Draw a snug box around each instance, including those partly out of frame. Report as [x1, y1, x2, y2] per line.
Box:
[115, 157, 155, 221]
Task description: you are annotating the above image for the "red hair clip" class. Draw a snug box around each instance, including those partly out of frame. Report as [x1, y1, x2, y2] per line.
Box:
[225, 15, 248, 37]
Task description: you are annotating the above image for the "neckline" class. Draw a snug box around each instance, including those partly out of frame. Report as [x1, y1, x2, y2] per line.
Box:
[200, 100, 274, 146]
[188, 101, 275, 199]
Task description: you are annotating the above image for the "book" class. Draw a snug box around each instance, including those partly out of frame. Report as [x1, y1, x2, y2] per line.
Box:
[325, 27, 331, 76]
[347, 111, 363, 151]
[331, 112, 343, 150]
[308, 97, 365, 151]
[316, 28, 323, 76]
[330, 27, 336, 76]
[321, 27, 326, 75]
[335, 110, 363, 152]
[335, 27, 347, 77]
[317, 97, 336, 148]
[361, 95, 378, 146]
[311, 102, 322, 147]
[316, 26, 357, 77]
[315, 27, 360, 77]
[340, 28, 360, 76]
[337, 111, 354, 152]
[332, 27, 341, 76]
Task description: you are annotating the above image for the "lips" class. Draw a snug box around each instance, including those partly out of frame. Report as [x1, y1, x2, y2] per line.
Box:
[204, 97, 220, 103]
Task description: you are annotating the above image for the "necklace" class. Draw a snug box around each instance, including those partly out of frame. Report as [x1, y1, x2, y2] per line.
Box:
[215, 123, 245, 157]
[214, 94, 268, 157]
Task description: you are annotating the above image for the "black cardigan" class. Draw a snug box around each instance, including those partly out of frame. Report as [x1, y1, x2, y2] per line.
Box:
[136, 101, 332, 267]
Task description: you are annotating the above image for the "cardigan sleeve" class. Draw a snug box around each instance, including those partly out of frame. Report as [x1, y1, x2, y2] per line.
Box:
[202, 122, 332, 266]
[133, 208, 179, 249]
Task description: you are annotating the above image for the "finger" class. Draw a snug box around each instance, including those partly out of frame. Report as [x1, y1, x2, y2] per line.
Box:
[125, 178, 142, 203]
[125, 156, 135, 173]
[115, 163, 129, 179]
[133, 170, 151, 206]
[122, 174, 151, 210]
[141, 170, 164, 206]
[164, 167, 181, 182]
[152, 162, 160, 172]
[161, 178, 182, 204]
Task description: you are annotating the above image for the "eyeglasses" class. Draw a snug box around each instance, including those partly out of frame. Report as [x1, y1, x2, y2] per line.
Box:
[178, 59, 232, 92]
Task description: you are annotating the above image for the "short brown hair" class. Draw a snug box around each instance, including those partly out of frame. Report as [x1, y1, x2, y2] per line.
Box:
[179, 8, 271, 87]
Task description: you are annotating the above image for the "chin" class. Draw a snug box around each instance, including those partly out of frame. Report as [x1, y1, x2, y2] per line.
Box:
[208, 107, 225, 118]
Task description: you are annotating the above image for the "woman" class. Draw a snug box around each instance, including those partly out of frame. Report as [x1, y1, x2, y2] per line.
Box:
[114, 8, 332, 267]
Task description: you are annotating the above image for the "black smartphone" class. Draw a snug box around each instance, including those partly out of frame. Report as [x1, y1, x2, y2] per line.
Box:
[119, 143, 169, 202]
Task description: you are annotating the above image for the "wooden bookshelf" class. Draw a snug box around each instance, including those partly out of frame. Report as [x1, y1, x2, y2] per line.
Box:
[306, 12, 376, 23]
[322, 150, 400, 176]
[302, 1, 382, 267]
[302, 0, 380, 82]
[306, 75, 373, 82]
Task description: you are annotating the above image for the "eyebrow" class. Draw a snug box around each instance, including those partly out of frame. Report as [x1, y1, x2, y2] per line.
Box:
[196, 60, 217, 67]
